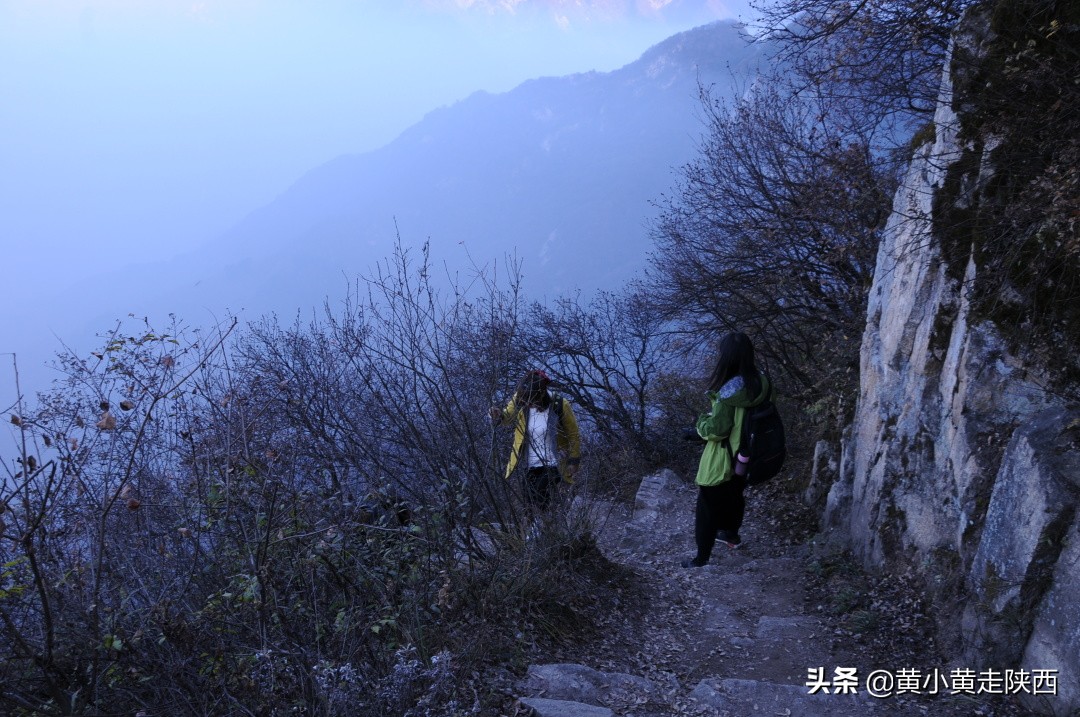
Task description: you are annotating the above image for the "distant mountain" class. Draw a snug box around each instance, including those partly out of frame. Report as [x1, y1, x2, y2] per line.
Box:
[163, 20, 770, 313]
[3, 21, 771, 406]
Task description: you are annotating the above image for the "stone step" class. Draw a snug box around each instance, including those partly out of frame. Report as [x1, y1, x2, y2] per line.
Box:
[520, 663, 667, 705]
[690, 677, 883, 717]
[518, 697, 614, 717]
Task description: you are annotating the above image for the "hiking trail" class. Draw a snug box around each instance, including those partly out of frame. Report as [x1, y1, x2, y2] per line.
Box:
[509, 470, 1033, 717]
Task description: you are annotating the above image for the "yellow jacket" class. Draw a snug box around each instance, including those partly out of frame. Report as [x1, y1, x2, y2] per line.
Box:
[494, 395, 582, 481]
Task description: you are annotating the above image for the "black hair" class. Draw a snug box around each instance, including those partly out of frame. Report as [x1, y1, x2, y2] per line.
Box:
[514, 369, 553, 409]
[706, 332, 761, 395]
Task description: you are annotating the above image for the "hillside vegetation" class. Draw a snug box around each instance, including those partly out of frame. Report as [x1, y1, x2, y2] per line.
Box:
[2, 0, 1077, 714]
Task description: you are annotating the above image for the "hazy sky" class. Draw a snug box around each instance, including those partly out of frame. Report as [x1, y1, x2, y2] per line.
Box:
[1, 0, 752, 270]
[0, 0, 754, 405]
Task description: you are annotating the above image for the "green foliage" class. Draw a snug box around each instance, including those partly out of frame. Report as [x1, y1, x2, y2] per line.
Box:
[845, 609, 880, 634]
[936, 0, 1080, 385]
[809, 552, 878, 634]
[909, 121, 937, 152]
[0, 557, 29, 600]
[809, 552, 864, 580]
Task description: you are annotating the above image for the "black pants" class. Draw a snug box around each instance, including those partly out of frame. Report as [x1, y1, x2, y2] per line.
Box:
[693, 477, 745, 564]
[524, 466, 561, 512]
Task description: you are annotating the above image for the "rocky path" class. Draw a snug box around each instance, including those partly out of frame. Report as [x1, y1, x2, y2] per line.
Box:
[511, 470, 1032, 717]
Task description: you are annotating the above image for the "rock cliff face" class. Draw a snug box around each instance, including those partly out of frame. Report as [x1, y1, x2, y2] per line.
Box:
[819, 9, 1080, 713]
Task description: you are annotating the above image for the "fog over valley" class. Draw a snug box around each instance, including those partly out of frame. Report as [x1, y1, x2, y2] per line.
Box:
[2, 4, 762, 409]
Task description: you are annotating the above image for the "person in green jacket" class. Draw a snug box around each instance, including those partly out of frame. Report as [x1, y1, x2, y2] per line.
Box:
[490, 369, 582, 512]
[682, 332, 774, 568]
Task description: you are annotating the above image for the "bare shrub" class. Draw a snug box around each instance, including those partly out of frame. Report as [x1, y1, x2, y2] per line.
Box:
[651, 80, 890, 437]
[1, 244, 632, 715]
[1, 317, 241, 713]
[755, 0, 977, 133]
[517, 287, 687, 490]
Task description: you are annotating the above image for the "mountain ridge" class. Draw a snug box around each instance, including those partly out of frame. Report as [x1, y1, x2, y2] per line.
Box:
[3, 20, 770, 404]
[192, 20, 767, 301]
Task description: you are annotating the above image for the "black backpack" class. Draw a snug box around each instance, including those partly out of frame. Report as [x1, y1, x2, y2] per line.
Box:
[735, 400, 786, 486]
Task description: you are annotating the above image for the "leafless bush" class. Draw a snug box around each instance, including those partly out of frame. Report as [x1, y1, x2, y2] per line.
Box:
[516, 286, 690, 487]
[754, 0, 977, 134]
[1, 243, 637, 715]
[651, 79, 890, 433]
[1, 317, 242, 713]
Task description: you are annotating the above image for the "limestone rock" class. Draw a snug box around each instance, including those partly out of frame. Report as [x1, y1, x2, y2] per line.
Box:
[1022, 517, 1080, 712]
[804, 440, 837, 509]
[826, 7, 1080, 714]
[623, 469, 684, 551]
[520, 663, 663, 708]
[631, 469, 681, 526]
[962, 408, 1080, 668]
[518, 697, 613, 717]
[690, 678, 877, 717]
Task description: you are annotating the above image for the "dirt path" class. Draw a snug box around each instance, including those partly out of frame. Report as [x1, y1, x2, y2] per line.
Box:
[511, 470, 1035, 717]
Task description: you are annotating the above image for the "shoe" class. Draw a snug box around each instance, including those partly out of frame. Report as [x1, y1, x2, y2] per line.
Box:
[681, 557, 707, 568]
[717, 530, 742, 549]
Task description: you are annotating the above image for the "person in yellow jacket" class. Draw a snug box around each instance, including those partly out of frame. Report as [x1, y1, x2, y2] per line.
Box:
[489, 369, 582, 512]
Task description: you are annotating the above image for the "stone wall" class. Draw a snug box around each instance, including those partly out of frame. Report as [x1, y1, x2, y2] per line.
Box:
[820, 9, 1080, 713]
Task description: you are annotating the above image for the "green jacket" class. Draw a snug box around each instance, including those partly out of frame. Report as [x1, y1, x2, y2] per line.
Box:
[694, 374, 774, 487]
[495, 395, 582, 481]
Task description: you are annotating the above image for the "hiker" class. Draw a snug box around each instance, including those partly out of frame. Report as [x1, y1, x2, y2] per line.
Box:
[489, 369, 582, 512]
[682, 331, 775, 568]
